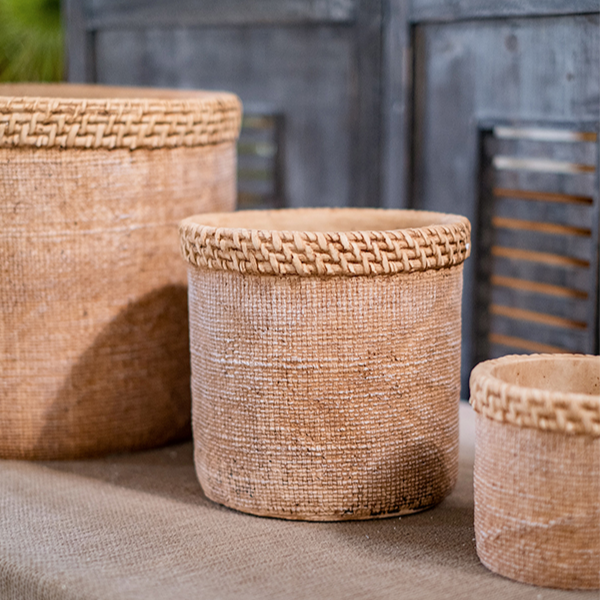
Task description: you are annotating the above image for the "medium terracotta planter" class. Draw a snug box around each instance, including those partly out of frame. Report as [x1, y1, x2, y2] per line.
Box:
[180, 207, 471, 520]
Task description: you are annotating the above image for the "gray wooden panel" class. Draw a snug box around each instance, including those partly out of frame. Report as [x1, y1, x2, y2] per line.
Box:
[351, 0, 383, 207]
[95, 26, 355, 208]
[412, 14, 600, 392]
[411, 0, 600, 23]
[381, 0, 411, 209]
[64, 0, 96, 82]
[85, 0, 356, 28]
[492, 138, 597, 166]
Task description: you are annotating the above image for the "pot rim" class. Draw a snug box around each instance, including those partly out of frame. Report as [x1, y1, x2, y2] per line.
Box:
[0, 83, 242, 150]
[179, 207, 471, 278]
[469, 353, 600, 436]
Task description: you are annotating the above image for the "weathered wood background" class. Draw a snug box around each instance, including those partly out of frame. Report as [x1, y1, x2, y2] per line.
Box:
[65, 0, 600, 392]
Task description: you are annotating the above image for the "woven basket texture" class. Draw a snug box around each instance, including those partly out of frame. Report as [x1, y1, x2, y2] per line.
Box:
[180, 208, 471, 520]
[0, 84, 241, 459]
[470, 354, 600, 589]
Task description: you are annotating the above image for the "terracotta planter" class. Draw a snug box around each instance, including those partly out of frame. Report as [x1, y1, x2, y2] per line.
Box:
[180, 207, 471, 520]
[470, 353, 600, 589]
[0, 83, 241, 459]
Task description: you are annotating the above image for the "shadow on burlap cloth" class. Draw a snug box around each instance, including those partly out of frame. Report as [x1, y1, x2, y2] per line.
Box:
[1, 405, 597, 599]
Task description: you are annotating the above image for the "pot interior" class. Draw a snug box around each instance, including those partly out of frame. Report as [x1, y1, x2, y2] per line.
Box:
[492, 355, 600, 397]
[190, 208, 462, 234]
[0, 83, 222, 101]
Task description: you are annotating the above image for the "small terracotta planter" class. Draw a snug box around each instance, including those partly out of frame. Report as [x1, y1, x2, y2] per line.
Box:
[180, 208, 471, 520]
[470, 353, 600, 589]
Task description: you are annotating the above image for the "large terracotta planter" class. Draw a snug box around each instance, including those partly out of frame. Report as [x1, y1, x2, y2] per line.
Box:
[0, 83, 241, 459]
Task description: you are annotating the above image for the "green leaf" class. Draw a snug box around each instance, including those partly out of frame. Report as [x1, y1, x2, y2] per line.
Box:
[0, 0, 63, 82]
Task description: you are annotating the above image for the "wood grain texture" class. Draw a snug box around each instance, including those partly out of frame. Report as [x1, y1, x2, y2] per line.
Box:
[94, 26, 357, 208]
[412, 14, 600, 390]
[489, 315, 591, 354]
[494, 187, 594, 206]
[490, 303, 588, 331]
[492, 255, 592, 294]
[491, 275, 588, 300]
[492, 216, 592, 238]
[64, 1, 600, 372]
[64, 0, 96, 82]
[493, 196, 593, 232]
[85, 0, 356, 28]
[488, 332, 565, 354]
[350, 0, 383, 207]
[491, 246, 590, 269]
[411, 0, 600, 23]
[381, 0, 411, 208]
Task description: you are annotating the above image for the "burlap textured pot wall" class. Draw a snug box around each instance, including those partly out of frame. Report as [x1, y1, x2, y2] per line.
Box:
[0, 84, 241, 459]
[180, 208, 471, 520]
[470, 354, 600, 589]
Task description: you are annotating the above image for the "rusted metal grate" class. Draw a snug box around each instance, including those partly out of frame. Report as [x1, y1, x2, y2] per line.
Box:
[237, 114, 285, 210]
[475, 124, 599, 361]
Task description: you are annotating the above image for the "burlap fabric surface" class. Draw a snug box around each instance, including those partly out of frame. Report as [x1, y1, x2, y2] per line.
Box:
[0, 83, 241, 459]
[180, 208, 470, 520]
[2, 403, 595, 600]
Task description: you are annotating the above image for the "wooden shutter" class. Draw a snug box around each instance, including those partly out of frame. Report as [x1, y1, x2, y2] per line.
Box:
[475, 124, 599, 361]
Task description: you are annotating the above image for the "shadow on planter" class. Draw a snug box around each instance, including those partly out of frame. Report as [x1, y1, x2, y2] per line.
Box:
[34, 284, 192, 459]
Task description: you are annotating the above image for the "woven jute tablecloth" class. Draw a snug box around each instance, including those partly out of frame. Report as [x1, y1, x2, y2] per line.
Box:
[1, 403, 596, 600]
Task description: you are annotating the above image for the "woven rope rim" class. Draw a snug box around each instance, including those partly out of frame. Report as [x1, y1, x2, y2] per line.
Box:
[469, 354, 600, 437]
[0, 87, 241, 150]
[179, 208, 471, 277]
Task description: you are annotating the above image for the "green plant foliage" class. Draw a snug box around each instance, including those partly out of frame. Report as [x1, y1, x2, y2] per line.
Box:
[0, 0, 63, 82]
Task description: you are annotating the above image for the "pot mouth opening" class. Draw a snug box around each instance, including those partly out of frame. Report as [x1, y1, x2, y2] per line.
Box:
[182, 207, 468, 235]
[0, 83, 231, 103]
[487, 354, 600, 398]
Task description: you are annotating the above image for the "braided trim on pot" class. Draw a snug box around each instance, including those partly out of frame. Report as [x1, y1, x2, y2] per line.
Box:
[179, 211, 471, 277]
[0, 94, 241, 150]
[470, 355, 600, 437]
